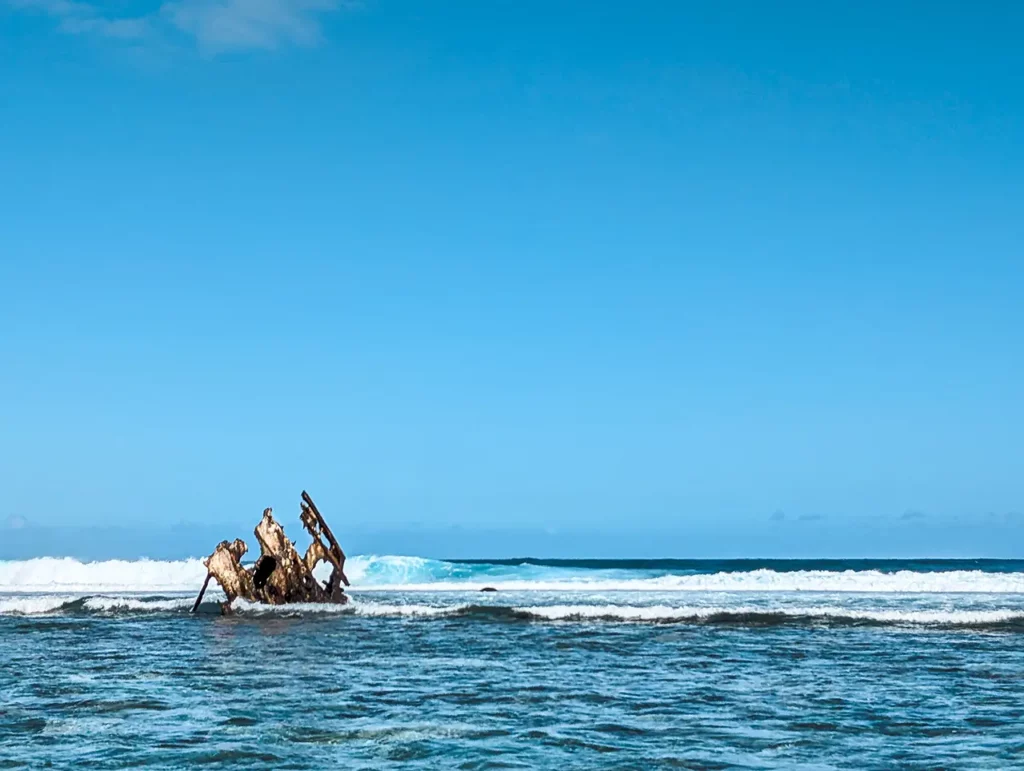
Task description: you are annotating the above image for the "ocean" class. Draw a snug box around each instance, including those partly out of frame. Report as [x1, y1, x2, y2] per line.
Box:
[2, 557, 1023, 769]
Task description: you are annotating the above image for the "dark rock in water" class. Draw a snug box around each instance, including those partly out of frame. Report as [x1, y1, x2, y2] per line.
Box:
[480, 587, 498, 592]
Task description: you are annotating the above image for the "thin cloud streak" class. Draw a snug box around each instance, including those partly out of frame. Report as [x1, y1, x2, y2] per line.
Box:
[5, 0, 351, 51]
[161, 0, 343, 52]
[6, 0, 151, 39]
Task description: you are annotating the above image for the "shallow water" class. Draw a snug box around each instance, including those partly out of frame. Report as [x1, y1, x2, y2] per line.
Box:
[3, 559, 1024, 769]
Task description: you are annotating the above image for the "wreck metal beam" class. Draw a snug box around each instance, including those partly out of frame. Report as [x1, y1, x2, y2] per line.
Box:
[190, 573, 212, 614]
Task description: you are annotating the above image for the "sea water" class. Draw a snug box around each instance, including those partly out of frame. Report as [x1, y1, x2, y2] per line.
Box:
[2, 557, 1023, 768]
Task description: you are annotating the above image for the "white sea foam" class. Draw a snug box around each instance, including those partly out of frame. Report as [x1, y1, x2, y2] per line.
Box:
[230, 598, 463, 617]
[514, 604, 1024, 625]
[353, 568, 1024, 594]
[0, 554, 437, 593]
[229, 598, 352, 615]
[0, 557, 208, 593]
[0, 595, 197, 615]
[351, 602, 465, 617]
[2, 556, 1024, 595]
[0, 596, 77, 615]
[82, 597, 194, 612]
[2, 590, 1022, 626]
[228, 599, 1024, 625]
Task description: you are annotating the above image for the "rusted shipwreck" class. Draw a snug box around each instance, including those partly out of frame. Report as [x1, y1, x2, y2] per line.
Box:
[192, 491, 350, 614]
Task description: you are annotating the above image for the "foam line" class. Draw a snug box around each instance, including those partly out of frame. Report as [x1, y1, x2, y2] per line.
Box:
[3, 556, 1024, 594]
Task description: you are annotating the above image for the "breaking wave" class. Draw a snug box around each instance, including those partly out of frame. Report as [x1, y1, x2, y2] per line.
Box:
[3, 555, 1024, 594]
[353, 570, 1024, 594]
[3, 594, 1024, 630]
[0, 557, 209, 593]
[231, 601, 1024, 627]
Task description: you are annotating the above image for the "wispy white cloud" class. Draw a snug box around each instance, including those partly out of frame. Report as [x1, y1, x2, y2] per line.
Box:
[7, 0, 151, 39]
[5, 0, 351, 52]
[161, 0, 342, 52]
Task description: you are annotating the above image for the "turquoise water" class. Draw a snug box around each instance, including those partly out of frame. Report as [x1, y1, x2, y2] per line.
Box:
[3, 558, 1024, 768]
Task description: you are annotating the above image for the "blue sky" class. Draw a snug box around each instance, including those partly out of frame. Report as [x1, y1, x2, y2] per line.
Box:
[1, 1, 1022, 558]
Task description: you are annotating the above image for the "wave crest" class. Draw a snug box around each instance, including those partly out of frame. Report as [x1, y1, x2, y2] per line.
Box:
[5, 595, 1022, 630]
[3, 556, 1024, 594]
[0, 557, 208, 593]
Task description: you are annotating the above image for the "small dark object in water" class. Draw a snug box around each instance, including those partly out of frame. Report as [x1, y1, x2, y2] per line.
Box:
[480, 587, 498, 592]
